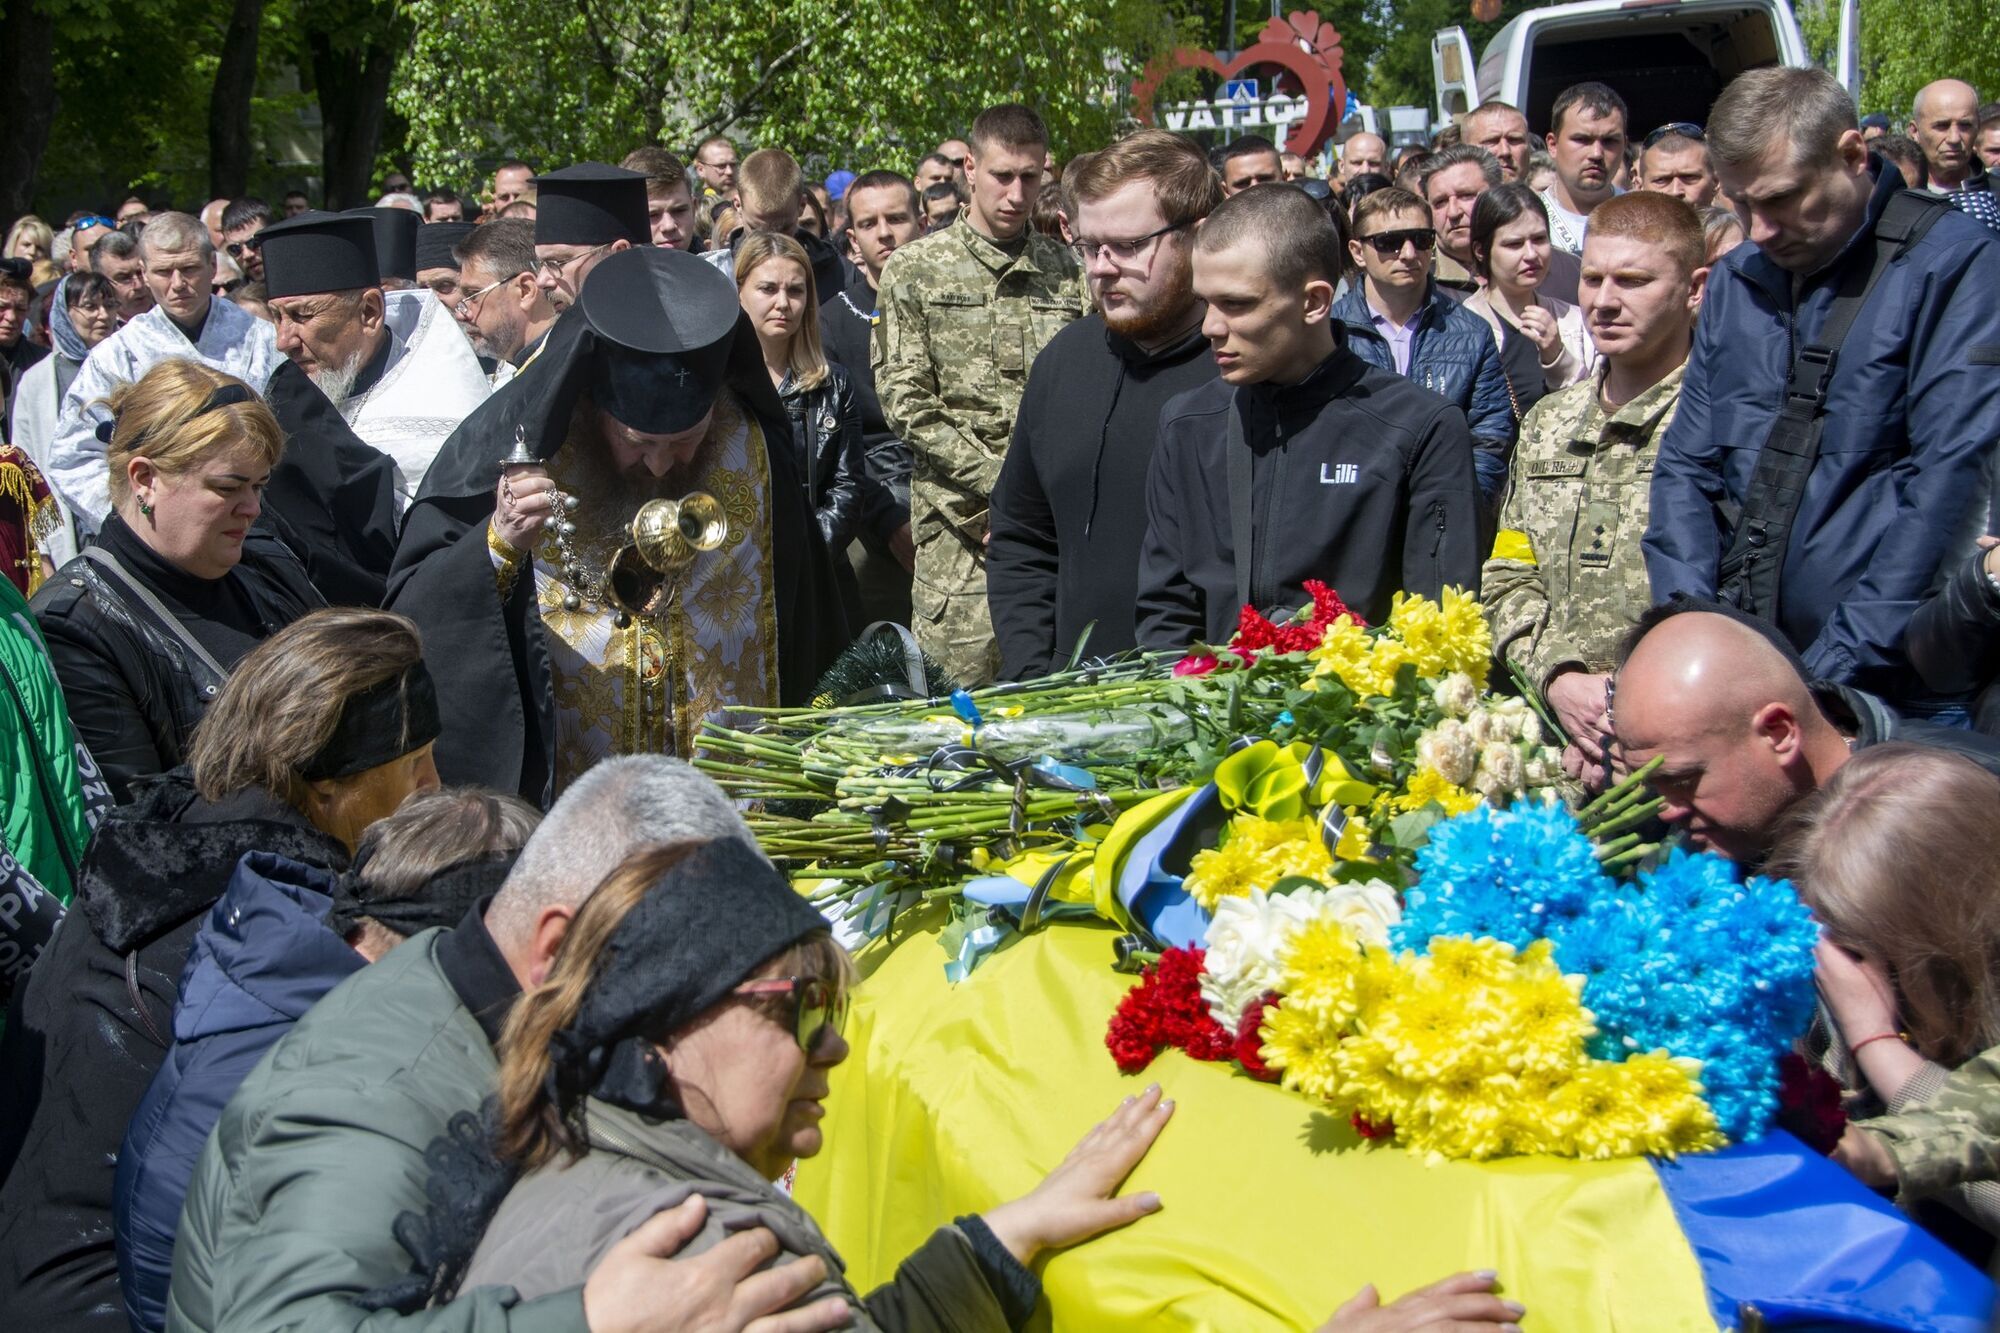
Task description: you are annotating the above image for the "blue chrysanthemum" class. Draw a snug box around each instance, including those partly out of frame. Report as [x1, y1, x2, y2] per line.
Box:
[1396, 803, 1615, 952]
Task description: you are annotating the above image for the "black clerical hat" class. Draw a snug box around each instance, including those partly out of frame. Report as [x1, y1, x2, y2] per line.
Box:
[534, 163, 649, 248]
[255, 211, 380, 299]
[346, 207, 421, 283]
[415, 221, 476, 274]
[580, 247, 740, 434]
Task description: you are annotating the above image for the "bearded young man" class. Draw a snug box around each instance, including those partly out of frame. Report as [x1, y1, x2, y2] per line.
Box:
[388, 248, 847, 804]
[987, 130, 1223, 677]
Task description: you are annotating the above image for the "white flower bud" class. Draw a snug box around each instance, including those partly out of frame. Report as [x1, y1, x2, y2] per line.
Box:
[1477, 740, 1525, 796]
[1432, 672, 1479, 718]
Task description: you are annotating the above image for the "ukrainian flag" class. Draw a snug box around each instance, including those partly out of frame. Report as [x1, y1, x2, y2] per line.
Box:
[795, 907, 1995, 1331]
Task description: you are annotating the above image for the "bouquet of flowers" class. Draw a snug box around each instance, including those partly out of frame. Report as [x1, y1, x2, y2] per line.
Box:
[1106, 797, 1821, 1162]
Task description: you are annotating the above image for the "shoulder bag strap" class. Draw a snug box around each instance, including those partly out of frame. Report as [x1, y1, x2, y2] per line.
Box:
[1226, 390, 1254, 613]
[79, 545, 229, 679]
[1716, 192, 1951, 618]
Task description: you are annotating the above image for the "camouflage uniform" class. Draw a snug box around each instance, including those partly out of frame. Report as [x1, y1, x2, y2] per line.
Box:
[1824, 1031, 2000, 1230]
[873, 223, 1084, 686]
[1482, 363, 1684, 688]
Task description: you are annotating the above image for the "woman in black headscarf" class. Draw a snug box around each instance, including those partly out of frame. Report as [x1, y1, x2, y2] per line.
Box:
[456, 837, 1175, 1330]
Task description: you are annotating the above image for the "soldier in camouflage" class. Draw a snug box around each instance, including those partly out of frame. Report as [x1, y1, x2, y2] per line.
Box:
[1482, 192, 1706, 781]
[1853, 1046, 2000, 1220]
[873, 103, 1085, 686]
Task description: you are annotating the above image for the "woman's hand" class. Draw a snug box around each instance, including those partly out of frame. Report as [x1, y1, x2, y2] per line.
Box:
[1318, 1272, 1524, 1331]
[1833, 1124, 1900, 1191]
[980, 1084, 1174, 1266]
[1815, 938, 1899, 1043]
[493, 464, 555, 552]
[1516, 303, 1562, 359]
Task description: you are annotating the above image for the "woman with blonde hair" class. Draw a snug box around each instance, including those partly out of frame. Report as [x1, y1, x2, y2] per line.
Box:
[735, 231, 866, 623]
[5, 215, 55, 264]
[1768, 742, 2000, 1241]
[31, 357, 318, 801]
[454, 836, 1175, 1329]
[0, 606, 443, 1328]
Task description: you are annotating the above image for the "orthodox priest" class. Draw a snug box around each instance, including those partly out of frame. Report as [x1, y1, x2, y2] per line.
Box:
[255, 211, 489, 500]
[387, 246, 847, 803]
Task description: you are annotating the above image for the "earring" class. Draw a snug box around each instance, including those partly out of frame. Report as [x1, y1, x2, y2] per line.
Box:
[138, 500, 153, 517]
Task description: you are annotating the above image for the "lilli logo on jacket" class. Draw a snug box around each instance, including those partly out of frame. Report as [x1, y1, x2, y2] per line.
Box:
[1321, 463, 1359, 485]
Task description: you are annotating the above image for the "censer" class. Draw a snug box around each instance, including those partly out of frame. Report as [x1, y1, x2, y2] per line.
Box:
[604, 493, 729, 615]
[502, 425, 730, 621]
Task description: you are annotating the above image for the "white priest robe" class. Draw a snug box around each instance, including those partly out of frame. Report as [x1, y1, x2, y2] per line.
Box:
[342, 288, 490, 500]
[44, 298, 280, 532]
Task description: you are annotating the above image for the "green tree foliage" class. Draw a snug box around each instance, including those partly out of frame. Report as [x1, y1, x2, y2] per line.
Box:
[1798, 0, 1999, 120]
[393, 0, 1181, 186]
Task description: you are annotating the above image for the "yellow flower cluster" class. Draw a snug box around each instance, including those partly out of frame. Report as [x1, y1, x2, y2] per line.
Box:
[1259, 932, 1724, 1161]
[1306, 590, 1492, 701]
[1387, 588, 1493, 680]
[1182, 816, 1332, 910]
[1392, 766, 1481, 817]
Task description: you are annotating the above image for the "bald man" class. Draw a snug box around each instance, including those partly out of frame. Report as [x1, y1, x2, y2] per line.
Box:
[1611, 602, 2000, 861]
[1338, 132, 1387, 185]
[1909, 79, 1985, 193]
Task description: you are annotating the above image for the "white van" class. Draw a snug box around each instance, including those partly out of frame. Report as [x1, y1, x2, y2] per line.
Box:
[1433, 0, 1812, 136]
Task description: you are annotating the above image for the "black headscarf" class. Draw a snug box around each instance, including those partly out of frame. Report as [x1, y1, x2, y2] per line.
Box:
[544, 837, 828, 1121]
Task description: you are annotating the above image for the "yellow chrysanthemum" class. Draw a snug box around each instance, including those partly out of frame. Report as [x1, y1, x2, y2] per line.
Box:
[1304, 612, 1400, 696]
[1330, 809, 1375, 862]
[1277, 918, 1365, 1030]
[1551, 1053, 1723, 1160]
[1183, 815, 1333, 909]
[1389, 588, 1493, 680]
[1181, 835, 1266, 910]
[1394, 766, 1481, 816]
[1260, 1001, 1344, 1101]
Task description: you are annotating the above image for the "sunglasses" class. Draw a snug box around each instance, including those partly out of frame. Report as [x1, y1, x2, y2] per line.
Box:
[225, 240, 260, 258]
[733, 975, 849, 1052]
[74, 215, 117, 234]
[1644, 122, 1706, 149]
[1359, 227, 1437, 256]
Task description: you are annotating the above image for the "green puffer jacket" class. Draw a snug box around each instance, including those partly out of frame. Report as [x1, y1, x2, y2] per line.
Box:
[0, 574, 107, 991]
[166, 923, 585, 1333]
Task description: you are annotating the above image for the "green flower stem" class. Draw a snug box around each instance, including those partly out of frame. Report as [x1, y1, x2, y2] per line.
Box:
[1586, 797, 1666, 841]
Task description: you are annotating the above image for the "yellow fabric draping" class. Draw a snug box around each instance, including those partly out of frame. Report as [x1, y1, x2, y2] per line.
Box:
[794, 907, 1719, 1331]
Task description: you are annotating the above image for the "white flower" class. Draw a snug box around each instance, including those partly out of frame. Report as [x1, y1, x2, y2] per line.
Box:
[1416, 718, 1478, 787]
[1523, 748, 1561, 788]
[1200, 882, 1401, 1030]
[1474, 741, 1526, 799]
[1431, 671, 1479, 718]
[1484, 697, 1531, 742]
[1466, 710, 1493, 744]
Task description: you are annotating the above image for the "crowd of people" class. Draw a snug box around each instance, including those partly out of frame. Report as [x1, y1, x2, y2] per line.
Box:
[0, 56, 1999, 1333]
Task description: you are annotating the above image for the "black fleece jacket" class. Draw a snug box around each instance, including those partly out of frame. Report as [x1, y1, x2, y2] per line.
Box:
[988, 313, 1218, 677]
[1136, 345, 1483, 650]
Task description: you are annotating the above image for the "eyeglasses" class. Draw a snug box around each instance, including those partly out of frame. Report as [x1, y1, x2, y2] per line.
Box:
[73, 216, 116, 235]
[732, 976, 849, 1052]
[453, 275, 512, 316]
[1643, 122, 1706, 149]
[537, 243, 611, 281]
[1358, 227, 1437, 256]
[225, 240, 260, 258]
[1069, 219, 1188, 266]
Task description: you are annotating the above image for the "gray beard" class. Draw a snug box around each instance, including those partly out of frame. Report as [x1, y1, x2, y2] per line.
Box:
[309, 349, 369, 407]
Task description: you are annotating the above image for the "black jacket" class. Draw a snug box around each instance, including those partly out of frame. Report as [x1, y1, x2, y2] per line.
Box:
[778, 362, 867, 552]
[31, 516, 321, 804]
[821, 276, 909, 540]
[1136, 347, 1483, 650]
[0, 773, 345, 1332]
[989, 314, 1217, 677]
[1817, 680, 2000, 774]
[1906, 552, 2000, 734]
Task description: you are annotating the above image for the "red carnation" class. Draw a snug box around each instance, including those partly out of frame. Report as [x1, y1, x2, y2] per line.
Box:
[1173, 652, 1220, 678]
[1775, 1052, 1848, 1155]
[1234, 995, 1282, 1082]
[1233, 604, 1281, 652]
[1351, 1112, 1396, 1140]
[1104, 947, 1234, 1073]
[1304, 580, 1364, 630]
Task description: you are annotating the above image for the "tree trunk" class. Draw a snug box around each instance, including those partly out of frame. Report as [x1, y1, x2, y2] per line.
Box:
[308, 26, 399, 208]
[0, 0, 59, 221]
[209, 0, 266, 199]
